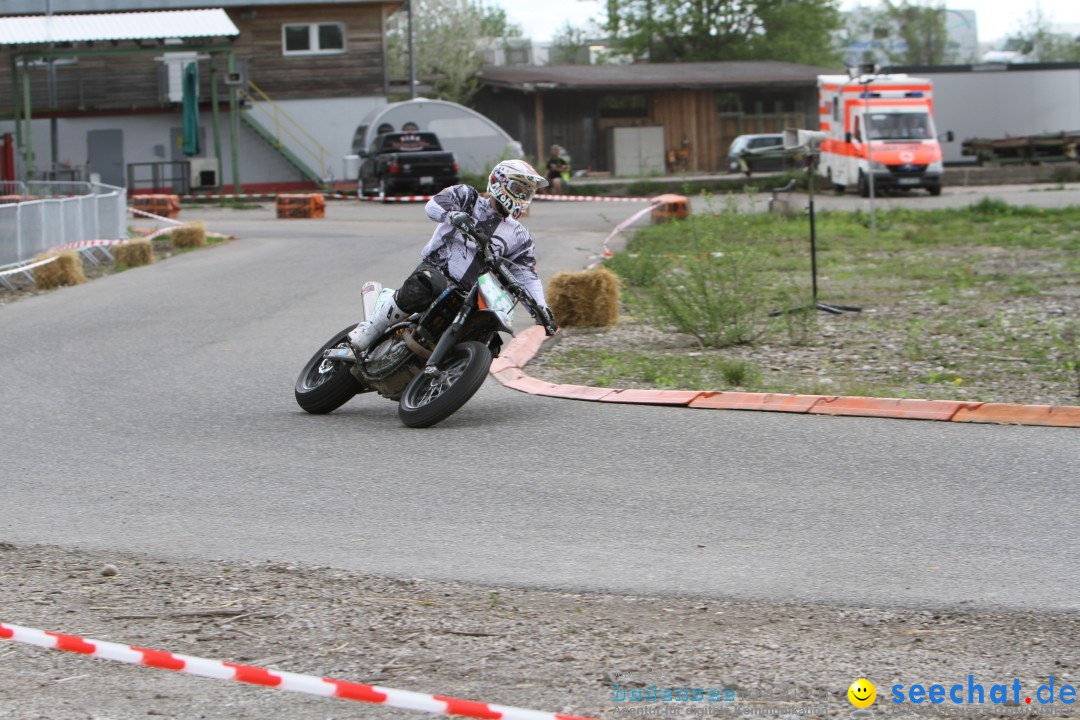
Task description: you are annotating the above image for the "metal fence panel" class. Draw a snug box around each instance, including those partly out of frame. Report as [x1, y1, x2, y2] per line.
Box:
[20, 202, 45, 258]
[79, 196, 96, 241]
[62, 197, 83, 243]
[1, 181, 28, 198]
[2, 182, 127, 267]
[0, 204, 20, 266]
[41, 199, 64, 252]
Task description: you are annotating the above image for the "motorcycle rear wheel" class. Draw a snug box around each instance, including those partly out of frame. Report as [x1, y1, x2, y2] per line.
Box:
[295, 325, 368, 414]
[398, 341, 492, 428]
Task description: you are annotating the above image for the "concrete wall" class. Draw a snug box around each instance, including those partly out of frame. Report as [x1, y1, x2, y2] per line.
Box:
[1, 95, 385, 187]
[925, 67, 1080, 163]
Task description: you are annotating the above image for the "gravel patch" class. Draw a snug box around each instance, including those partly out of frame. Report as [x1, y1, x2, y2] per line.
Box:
[1, 544, 1077, 720]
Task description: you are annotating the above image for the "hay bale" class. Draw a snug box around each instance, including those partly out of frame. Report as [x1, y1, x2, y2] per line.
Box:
[171, 221, 206, 249]
[33, 250, 86, 290]
[113, 239, 156, 267]
[546, 267, 621, 328]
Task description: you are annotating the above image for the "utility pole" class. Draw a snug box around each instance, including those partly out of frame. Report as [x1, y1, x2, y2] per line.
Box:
[46, 0, 58, 179]
[407, 0, 416, 99]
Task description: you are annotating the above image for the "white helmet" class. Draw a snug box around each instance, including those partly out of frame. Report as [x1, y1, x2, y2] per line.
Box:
[487, 159, 548, 220]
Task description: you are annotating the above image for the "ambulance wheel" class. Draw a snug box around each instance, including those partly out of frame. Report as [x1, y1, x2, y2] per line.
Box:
[858, 172, 870, 198]
[827, 169, 844, 194]
[928, 185, 942, 197]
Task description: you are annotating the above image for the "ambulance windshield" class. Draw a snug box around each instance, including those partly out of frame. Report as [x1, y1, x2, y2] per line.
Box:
[866, 112, 933, 141]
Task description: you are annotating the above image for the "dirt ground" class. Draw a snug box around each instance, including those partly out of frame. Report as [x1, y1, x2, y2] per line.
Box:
[1, 543, 1077, 720]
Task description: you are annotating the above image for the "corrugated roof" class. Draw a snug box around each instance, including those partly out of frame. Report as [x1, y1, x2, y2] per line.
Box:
[0, 9, 239, 45]
[479, 61, 840, 91]
[0, 0, 389, 14]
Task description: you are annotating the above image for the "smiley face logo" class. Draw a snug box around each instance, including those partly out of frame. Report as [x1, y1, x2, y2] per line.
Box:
[848, 678, 876, 708]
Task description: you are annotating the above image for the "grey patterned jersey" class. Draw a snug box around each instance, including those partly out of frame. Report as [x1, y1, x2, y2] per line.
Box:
[421, 184, 548, 309]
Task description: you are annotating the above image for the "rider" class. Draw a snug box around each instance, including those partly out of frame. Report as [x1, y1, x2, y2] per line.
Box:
[349, 159, 558, 352]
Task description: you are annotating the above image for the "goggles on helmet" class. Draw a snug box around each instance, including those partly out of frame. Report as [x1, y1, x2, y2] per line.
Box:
[503, 178, 535, 200]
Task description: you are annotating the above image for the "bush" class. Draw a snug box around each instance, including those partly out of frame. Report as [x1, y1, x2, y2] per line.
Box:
[636, 216, 773, 347]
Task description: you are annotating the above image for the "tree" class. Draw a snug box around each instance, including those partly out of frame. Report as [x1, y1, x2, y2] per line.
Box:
[879, 0, 949, 66]
[550, 22, 592, 64]
[1007, 7, 1080, 62]
[386, 0, 521, 105]
[603, 0, 843, 66]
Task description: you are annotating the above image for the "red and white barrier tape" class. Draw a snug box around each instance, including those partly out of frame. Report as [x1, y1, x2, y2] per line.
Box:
[534, 195, 651, 203]
[0, 255, 58, 278]
[47, 239, 129, 253]
[128, 206, 184, 226]
[0, 621, 593, 720]
[357, 194, 433, 203]
[585, 199, 664, 268]
[176, 192, 654, 204]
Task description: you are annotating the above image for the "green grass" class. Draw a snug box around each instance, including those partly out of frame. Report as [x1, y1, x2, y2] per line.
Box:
[577, 201, 1080, 403]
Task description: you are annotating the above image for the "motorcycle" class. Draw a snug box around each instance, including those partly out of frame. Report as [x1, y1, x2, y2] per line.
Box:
[294, 222, 558, 428]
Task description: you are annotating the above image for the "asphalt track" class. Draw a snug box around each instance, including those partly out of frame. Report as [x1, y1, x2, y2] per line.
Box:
[1, 190, 1077, 613]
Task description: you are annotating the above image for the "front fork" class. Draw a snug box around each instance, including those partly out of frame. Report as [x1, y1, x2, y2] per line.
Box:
[423, 284, 479, 375]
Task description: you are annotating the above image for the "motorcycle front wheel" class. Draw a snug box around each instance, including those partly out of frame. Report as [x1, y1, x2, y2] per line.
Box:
[398, 341, 492, 428]
[295, 325, 368, 414]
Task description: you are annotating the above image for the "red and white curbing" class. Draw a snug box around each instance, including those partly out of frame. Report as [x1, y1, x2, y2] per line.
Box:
[491, 329, 1080, 428]
[0, 621, 594, 720]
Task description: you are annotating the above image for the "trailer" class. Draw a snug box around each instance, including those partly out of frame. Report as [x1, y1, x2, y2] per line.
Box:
[818, 74, 945, 196]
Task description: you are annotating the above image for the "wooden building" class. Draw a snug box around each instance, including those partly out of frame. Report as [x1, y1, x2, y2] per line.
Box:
[0, 0, 401, 188]
[474, 61, 837, 175]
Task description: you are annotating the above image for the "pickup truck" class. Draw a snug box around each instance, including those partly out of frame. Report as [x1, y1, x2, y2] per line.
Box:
[358, 132, 460, 198]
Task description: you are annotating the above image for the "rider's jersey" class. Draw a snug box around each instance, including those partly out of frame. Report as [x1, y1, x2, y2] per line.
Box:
[422, 184, 548, 310]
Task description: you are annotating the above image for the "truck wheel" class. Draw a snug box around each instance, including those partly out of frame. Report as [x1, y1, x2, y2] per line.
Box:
[858, 172, 870, 198]
[928, 185, 942, 197]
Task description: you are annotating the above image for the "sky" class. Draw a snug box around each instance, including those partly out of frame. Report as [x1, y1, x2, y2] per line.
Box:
[498, 0, 1080, 46]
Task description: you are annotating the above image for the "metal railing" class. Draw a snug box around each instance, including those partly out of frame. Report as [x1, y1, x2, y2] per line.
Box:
[0, 182, 126, 267]
[127, 161, 191, 195]
[239, 80, 333, 179]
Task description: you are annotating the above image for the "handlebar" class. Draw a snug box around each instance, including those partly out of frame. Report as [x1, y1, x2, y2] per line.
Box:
[456, 220, 559, 336]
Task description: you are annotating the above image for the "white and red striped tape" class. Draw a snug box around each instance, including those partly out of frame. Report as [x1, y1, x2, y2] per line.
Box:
[534, 195, 650, 203]
[178, 192, 654, 204]
[0, 621, 594, 720]
[47, 238, 129, 252]
[128, 206, 185, 225]
[585, 199, 665, 268]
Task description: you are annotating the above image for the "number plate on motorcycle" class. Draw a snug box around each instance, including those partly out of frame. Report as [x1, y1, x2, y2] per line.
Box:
[420, 176, 434, 185]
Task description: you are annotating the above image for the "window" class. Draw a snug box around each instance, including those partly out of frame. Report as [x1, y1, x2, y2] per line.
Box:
[282, 23, 346, 56]
[599, 94, 649, 118]
[716, 92, 741, 113]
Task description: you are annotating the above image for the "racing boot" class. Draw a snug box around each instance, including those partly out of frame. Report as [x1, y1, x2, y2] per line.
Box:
[348, 288, 406, 352]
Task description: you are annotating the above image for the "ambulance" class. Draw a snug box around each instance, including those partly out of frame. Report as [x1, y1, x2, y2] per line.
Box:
[817, 74, 946, 197]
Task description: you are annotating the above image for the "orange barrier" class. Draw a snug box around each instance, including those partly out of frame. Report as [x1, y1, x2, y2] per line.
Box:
[276, 193, 326, 219]
[488, 327, 1080, 429]
[650, 194, 690, 224]
[809, 396, 969, 421]
[130, 194, 180, 219]
[952, 403, 1080, 428]
[690, 392, 823, 413]
[599, 389, 703, 405]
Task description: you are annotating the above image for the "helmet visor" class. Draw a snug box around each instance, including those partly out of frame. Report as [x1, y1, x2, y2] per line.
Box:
[504, 178, 536, 201]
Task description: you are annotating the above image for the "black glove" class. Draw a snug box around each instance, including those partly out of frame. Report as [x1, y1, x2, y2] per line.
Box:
[540, 306, 559, 336]
[447, 211, 475, 232]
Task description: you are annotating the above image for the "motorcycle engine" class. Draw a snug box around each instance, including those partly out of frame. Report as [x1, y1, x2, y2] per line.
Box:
[355, 333, 421, 401]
